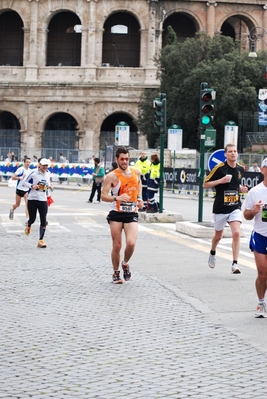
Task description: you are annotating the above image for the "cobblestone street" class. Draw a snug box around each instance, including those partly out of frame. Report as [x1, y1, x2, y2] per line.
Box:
[0, 213, 266, 398]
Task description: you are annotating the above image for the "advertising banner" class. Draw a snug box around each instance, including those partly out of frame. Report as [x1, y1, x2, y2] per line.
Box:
[163, 168, 262, 190]
[258, 89, 267, 126]
[0, 162, 94, 178]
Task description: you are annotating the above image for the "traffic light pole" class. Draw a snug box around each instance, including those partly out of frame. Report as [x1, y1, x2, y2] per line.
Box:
[159, 131, 164, 213]
[198, 127, 205, 222]
[154, 93, 166, 214]
[198, 82, 215, 222]
[159, 94, 166, 213]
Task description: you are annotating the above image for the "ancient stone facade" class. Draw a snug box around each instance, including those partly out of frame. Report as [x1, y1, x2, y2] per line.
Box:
[0, 0, 266, 160]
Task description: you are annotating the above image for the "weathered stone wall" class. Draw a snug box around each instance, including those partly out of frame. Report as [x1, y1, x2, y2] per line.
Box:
[0, 0, 265, 154]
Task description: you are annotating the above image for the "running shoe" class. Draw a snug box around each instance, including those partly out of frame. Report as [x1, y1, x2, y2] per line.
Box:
[122, 262, 131, 282]
[231, 263, 241, 274]
[255, 303, 267, 318]
[37, 239, 47, 248]
[25, 226, 31, 236]
[9, 209, 14, 220]
[112, 270, 123, 284]
[208, 254, 216, 269]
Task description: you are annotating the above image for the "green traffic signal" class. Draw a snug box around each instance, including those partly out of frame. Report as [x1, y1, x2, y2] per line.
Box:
[199, 88, 214, 128]
[201, 115, 212, 125]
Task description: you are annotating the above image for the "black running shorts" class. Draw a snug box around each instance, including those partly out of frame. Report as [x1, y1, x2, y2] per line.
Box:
[16, 189, 28, 198]
[106, 211, 138, 224]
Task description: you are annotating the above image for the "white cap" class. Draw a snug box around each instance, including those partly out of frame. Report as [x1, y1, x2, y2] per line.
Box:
[39, 158, 51, 166]
[261, 158, 267, 168]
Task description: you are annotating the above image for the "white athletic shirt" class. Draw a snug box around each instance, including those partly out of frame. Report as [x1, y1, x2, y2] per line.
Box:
[244, 182, 267, 236]
[14, 166, 31, 192]
[21, 168, 51, 201]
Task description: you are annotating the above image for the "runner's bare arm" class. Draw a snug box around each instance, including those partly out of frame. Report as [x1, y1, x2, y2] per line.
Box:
[136, 169, 144, 208]
[101, 172, 116, 202]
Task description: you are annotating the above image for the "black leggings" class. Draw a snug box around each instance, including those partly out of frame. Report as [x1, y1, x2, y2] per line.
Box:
[27, 200, 48, 239]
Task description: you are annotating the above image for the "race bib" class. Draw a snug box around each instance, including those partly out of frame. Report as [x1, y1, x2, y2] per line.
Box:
[119, 201, 136, 213]
[224, 190, 239, 206]
[262, 204, 267, 222]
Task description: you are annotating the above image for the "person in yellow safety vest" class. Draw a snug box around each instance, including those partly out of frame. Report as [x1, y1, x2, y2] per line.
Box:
[134, 151, 151, 211]
[146, 153, 160, 213]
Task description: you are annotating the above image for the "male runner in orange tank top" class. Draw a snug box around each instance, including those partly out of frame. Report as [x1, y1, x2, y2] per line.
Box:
[101, 146, 144, 284]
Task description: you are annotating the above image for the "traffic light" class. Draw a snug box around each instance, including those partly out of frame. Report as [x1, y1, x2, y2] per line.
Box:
[200, 87, 214, 129]
[154, 93, 167, 133]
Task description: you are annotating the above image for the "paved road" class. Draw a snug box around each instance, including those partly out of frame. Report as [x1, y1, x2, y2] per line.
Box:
[0, 184, 266, 398]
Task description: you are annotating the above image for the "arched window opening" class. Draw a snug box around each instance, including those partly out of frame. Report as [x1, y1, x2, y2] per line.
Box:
[221, 17, 251, 51]
[100, 113, 138, 150]
[43, 113, 78, 162]
[47, 12, 81, 66]
[0, 11, 24, 66]
[0, 111, 21, 160]
[162, 13, 196, 47]
[102, 13, 140, 67]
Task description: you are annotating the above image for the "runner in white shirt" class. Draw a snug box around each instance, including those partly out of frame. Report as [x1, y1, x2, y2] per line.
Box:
[21, 158, 53, 248]
[244, 157, 267, 318]
[9, 157, 32, 222]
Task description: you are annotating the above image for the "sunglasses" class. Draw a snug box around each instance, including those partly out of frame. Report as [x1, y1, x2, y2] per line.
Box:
[119, 157, 129, 161]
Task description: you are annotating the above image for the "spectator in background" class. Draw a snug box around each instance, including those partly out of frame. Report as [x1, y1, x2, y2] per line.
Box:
[135, 151, 151, 212]
[58, 152, 66, 184]
[59, 152, 65, 163]
[146, 153, 160, 213]
[88, 157, 105, 203]
[5, 153, 11, 162]
[249, 162, 260, 172]
[111, 161, 118, 171]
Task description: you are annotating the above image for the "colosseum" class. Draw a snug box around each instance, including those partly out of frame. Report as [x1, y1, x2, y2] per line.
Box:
[0, 0, 265, 161]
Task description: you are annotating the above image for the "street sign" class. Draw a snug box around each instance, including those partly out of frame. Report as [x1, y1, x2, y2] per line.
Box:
[224, 121, 238, 147]
[115, 121, 130, 146]
[205, 128, 216, 148]
[168, 124, 183, 151]
[208, 149, 226, 171]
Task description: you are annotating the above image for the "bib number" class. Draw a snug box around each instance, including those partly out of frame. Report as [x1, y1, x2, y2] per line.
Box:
[120, 202, 136, 213]
[224, 190, 239, 206]
[262, 205, 267, 222]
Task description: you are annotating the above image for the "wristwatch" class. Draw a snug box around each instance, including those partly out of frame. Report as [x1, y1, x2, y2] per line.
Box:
[113, 196, 117, 201]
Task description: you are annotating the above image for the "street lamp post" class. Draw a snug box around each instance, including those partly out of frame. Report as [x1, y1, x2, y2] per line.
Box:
[248, 26, 267, 57]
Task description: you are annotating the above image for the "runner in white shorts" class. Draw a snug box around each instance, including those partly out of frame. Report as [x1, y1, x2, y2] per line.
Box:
[203, 144, 248, 274]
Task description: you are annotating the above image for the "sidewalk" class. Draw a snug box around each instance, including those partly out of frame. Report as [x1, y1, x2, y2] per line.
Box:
[0, 197, 266, 398]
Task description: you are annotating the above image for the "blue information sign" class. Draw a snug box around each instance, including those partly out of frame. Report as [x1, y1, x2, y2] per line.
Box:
[208, 149, 226, 171]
